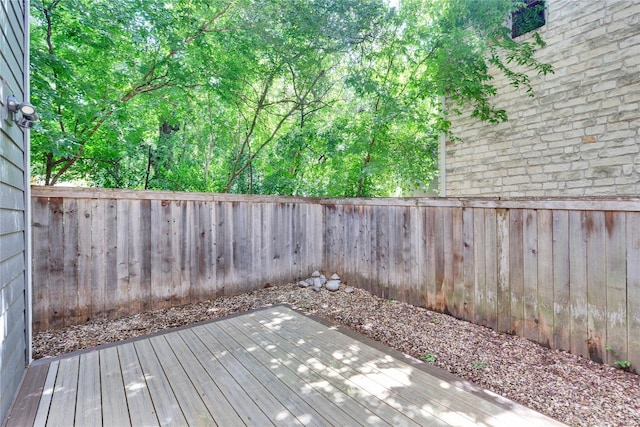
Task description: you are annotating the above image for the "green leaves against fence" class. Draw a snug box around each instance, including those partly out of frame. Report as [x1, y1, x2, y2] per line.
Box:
[30, 0, 551, 195]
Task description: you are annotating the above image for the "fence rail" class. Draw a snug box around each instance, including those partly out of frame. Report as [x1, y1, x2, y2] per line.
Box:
[31, 186, 640, 372]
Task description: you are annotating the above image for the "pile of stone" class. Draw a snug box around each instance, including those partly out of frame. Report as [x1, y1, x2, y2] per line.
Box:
[298, 271, 355, 293]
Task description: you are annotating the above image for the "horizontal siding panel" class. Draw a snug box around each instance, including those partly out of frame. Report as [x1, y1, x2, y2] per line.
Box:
[0, 230, 24, 261]
[0, 182, 24, 210]
[0, 0, 25, 86]
[0, 252, 25, 292]
[0, 208, 24, 234]
[0, 141, 24, 180]
[0, 271, 25, 317]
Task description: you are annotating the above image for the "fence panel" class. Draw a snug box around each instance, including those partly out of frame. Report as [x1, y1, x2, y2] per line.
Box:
[31, 187, 640, 373]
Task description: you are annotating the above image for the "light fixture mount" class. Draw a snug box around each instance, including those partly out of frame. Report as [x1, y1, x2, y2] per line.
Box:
[7, 95, 38, 128]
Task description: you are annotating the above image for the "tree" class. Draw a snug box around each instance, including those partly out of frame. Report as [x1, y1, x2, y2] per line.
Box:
[30, 0, 551, 195]
[31, 0, 237, 185]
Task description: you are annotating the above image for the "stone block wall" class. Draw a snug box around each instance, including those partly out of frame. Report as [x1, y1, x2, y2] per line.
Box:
[444, 0, 640, 197]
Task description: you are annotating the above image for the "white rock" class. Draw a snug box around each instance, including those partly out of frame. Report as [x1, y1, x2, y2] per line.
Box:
[311, 270, 321, 277]
[331, 273, 340, 280]
[298, 281, 310, 288]
[344, 286, 355, 293]
[313, 277, 323, 288]
[326, 280, 340, 292]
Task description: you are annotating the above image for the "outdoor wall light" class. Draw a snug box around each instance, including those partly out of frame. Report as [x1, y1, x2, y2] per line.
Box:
[7, 95, 39, 128]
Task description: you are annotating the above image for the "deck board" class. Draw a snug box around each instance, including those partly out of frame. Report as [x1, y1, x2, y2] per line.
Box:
[222, 316, 368, 426]
[176, 328, 274, 426]
[194, 323, 304, 426]
[118, 342, 159, 427]
[148, 335, 213, 426]
[203, 320, 344, 427]
[248, 309, 466, 426]
[32, 360, 58, 427]
[99, 346, 131, 427]
[134, 339, 188, 426]
[46, 357, 79, 426]
[75, 352, 102, 426]
[6, 305, 567, 427]
[2, 363, 49, 427]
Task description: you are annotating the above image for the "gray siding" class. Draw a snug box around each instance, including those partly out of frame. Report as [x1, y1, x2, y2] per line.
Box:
[0, 0, 29, 421]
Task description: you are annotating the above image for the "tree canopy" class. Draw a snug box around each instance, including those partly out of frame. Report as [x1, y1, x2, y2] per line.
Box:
[30, 0, 551, 196]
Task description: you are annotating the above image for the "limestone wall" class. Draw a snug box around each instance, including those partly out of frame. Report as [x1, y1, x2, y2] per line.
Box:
[445, 0, 640, 196]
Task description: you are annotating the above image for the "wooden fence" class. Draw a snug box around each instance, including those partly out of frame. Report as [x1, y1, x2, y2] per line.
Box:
[31, 187, 640, 372]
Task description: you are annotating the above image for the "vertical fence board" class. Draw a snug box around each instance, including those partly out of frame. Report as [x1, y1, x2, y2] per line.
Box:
[262, 203, 275, 288]
[435, 206, 448, 313]
[116, 200, 130, 318]
[366, 205, 378, 295]
[423, 208, 437, 309]
[473, 208, 486, 326]
[496, 209, 510, 333]
[209, 202, 221, 298]
[336, 204, 347, 280]
[186, 201, 198, 300]
[90, 199, 106, 320]
[128, 200, 142, 314]
[170, 201, 183, 304]
[288, 203, 298, 282]
[195, 201, 214, 299]
[537, 210, 554, 348]
[377, 206, 390, 296]
[627, 212, 640, 373]
[150, 200, 170, 309]
[354, 206, 367, 285]
[409, 206, 422, 307]
[140, 199, 153, 311]
[509, 209, 524, 336]
[569, 211, 589, 359]
[104, 199, 118, 318]
[250, 203, 264, 288]
[523, 209, 539, 342]
[48, 198, 64, 328]
[32, 197, 49, 331]
[586, 211, 607, 364]
[310, 204, 323, 276]
[462, 207, 474, 321]
[231, 202, 245, 291]
[605, 211, 627, 365]
[451, 207, 464, 318]
[484, 209, 498, 331]
[292, 203, 302, 279]
[76, 199, 92, 324]
[62, 198, 79, 326]
[396, 207, 410, 300]
[180, 201, 193, 302]
[553, 210, 571, 352]
[215, 202, 230, 296]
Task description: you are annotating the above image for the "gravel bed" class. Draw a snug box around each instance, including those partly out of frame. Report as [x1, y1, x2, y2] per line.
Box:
[33, 283, 640, 427]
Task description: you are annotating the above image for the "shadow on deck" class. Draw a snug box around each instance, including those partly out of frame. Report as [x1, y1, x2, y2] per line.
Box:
[5, 305, 566, 426]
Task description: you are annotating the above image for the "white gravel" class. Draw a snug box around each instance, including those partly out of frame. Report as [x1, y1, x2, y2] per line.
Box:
[33, 283, 640, 427]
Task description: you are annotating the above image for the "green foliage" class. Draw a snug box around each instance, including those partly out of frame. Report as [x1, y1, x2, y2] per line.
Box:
[606, 345, 632, 371]
[421, 353, 437, 363]
[472, 361, 488, 370]
[30, 0, 552, 195]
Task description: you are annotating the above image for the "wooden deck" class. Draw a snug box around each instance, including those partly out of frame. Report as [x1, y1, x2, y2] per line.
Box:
[5, 305, 566, 426]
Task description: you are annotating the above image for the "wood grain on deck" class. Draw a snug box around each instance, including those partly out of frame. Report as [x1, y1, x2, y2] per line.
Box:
[5, 306, 566, 427]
